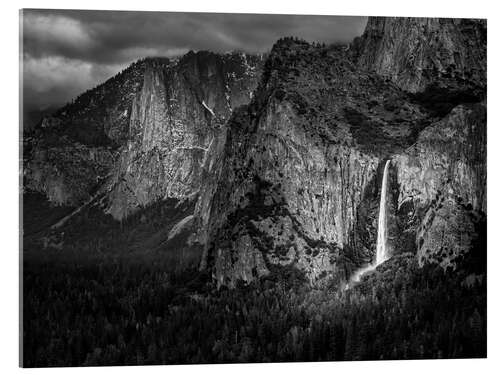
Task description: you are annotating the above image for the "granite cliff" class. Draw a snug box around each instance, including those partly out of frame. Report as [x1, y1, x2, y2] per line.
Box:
[354, 17, 486, 95]
[198, 18, 486, 287]
[23, 58, 150, 206]
[24, 52, 263, 219]
[105, 52, 263, 219]
[23, 17, 486, 289]
[22, 15, 488, 366]
[195, 39, 419, 286]
[394, 102, 486, 269]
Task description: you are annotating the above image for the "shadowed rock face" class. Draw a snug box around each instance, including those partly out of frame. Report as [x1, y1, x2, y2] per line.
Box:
[394, 103, 486, 214]
[353, 17, 486, 95]
[349, 17, 486, 275]
[393, 102, 486, 269]
[23, 58, 153, 206]
[24, 141, 116, 206]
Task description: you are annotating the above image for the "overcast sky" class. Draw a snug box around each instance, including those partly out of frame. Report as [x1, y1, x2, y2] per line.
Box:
[21, 9, 367, 125]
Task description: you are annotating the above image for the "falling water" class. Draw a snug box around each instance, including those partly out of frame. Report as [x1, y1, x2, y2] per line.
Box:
[349, 159, 391, 285]
[375, 159, 391, 265]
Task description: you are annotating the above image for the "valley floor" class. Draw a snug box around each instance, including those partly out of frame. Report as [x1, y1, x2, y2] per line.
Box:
[22, 249, 486, 367]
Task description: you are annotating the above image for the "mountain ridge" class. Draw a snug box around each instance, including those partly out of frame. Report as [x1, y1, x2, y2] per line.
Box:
[24, 51, 264, 216]
[23, 17, 486, 290]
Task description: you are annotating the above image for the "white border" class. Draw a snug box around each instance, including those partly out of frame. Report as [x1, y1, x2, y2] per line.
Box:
[2, 0, 498, 374]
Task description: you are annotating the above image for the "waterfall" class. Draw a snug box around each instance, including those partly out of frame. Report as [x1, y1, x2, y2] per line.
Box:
[348, 159, 391, 285]
[375, 159, 390, 265]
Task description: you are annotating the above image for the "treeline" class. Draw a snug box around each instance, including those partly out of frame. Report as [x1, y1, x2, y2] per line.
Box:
[22, 250, 485, 367]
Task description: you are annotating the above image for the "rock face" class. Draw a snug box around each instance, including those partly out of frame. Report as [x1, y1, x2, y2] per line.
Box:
[199, 17, 486, 287]
[24, 141, 115, 206]
[106, 52, 262, 219]
[394, 103, 486, 213]
[24, 52, 263, 218]
[350, 17, 487, 274]
[354, 17, 486, 94]
[393, 102, 486, 269]
[24, 58, 151, 206]
[24, 17, 486, 288]
[197, 38, 440, 287]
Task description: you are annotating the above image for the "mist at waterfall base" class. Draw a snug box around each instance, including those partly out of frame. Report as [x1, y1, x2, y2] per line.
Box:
[350, 160, 391, 284]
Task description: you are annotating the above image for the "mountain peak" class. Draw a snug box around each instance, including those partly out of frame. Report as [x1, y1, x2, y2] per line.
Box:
[353, 16, 486, 93]
[24, 49, 263, 214]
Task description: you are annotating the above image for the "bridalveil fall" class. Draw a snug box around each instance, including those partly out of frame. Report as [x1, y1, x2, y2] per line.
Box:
[350, 159, 391, 283]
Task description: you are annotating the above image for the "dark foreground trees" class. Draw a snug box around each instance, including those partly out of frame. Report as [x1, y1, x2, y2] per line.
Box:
[22, 251, 486, 367]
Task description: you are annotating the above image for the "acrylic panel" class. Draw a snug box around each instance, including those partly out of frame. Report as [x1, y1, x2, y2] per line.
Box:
[20, 10, 487, 367]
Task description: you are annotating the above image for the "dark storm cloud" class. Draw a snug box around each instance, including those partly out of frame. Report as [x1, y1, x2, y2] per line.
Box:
[21, 9, 367, 126]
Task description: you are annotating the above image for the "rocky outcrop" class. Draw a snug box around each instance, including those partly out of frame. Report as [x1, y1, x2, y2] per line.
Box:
[394, 103, 486, 212]
[393, 102, 486, 268]
[24, 58, 166, 206]
[416, 197, 480, 270]
[351, 17, 487, 273]
[354, 17, 486, 96]
[200, 16, 487, 287]
[24, 141, 115, 206]
[24, 52, 263, 218]
[106, 52, 262, 219]
[198, 38, 436, 287]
